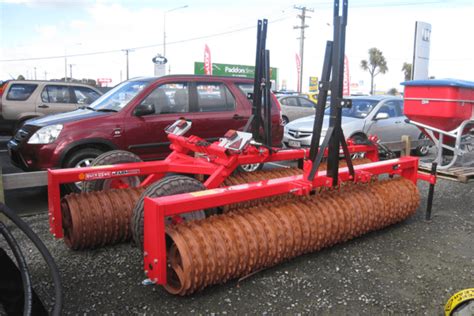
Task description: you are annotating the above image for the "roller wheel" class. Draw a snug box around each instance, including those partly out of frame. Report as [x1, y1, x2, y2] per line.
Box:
[131, 175, 215, 249]
[83, 150, 143, 192]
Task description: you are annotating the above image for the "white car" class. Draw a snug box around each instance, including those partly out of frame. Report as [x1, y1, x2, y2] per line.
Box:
[283, 95, 430, 156]
[278, 95, 316, 125]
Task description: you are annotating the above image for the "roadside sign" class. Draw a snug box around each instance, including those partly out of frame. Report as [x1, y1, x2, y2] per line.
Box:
[309, 76, 319, 92]
[97, 78, 112, 84]
[194, 62, 278, 81]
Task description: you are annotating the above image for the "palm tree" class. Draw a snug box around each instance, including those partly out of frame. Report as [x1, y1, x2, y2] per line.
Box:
[360, 48, 388, 95]
[402, 62, 412, 81]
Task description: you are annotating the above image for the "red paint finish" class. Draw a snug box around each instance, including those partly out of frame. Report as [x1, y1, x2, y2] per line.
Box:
[47, 132, 379, 239]
[404, 84, 474, 131]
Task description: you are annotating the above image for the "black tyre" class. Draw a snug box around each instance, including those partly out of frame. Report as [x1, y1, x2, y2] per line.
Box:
[414, 133, 431, 156]
[83, 150, 143, 192]
[63, 148, 104, 193]
[350, 133, 368, 144]
[13, 118, 33, 135]
[131, 175, 215, 249]
[349, 133, 369, 159]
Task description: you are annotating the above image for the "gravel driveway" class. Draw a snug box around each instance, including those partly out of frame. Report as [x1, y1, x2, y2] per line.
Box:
[1, 178, 473, 315]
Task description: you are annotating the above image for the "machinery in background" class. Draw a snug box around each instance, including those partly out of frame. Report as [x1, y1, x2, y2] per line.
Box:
[403, 79, 474, 170]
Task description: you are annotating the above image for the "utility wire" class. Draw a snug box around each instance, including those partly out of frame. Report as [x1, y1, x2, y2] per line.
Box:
[0, 15, 291, 63]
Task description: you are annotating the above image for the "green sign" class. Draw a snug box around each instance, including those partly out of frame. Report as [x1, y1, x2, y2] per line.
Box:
[194, 62, 278, 81]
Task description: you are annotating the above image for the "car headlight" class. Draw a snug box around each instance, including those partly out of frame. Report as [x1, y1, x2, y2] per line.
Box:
[28, 124, 63, 144]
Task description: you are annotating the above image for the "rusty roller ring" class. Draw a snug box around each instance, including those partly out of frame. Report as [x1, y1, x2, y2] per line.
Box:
[164, 178, 420, 295]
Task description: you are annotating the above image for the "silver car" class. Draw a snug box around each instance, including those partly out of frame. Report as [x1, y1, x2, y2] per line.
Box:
[283, 95, 429, 155]
[278, 95, 316, 125]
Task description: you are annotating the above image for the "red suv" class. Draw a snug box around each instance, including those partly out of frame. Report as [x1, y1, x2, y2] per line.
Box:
[8, 75, 283, 191]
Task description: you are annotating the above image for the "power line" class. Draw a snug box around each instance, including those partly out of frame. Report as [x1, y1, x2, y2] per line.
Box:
[0, 16, 291, 63]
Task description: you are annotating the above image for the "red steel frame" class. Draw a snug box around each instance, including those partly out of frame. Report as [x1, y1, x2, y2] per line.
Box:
[47, 133, 379, 238]
[142, 156, 436, 286]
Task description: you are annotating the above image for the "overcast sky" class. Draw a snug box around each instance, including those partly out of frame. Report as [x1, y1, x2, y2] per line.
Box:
[1, 0, 473, 93]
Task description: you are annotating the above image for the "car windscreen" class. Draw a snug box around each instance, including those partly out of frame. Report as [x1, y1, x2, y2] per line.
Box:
[324, 99, 378, 118]
[89, 79, 153, 112]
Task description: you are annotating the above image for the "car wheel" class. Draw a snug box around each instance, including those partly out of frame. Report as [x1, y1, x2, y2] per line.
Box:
[13, 118, 32, 135]
[63, 148, 104, 193]
[282, 116, 289, 125]
[131, 175, 217, 249]
[83, 150, 143, 192]
[414, 133, 431, 156]
[237, 163, 264, 173]
[350, 133, 368, 144]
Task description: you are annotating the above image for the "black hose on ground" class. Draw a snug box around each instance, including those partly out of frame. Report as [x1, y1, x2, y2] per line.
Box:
[0, 222, 33, 315]
[0, 203, 62, 316]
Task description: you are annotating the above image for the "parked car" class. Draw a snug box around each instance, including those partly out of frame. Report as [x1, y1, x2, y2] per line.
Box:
[8, 75, 283, 192]
[278, 95, 316, 125]
[0, 80, 102, 134]
[283, 95, 430, 155]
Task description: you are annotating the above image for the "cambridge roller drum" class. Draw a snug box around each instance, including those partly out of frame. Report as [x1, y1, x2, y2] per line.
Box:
[162, 178, 419, 295]
[59, 159, 371, 249]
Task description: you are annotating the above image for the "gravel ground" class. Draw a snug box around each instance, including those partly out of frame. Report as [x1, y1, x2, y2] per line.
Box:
[1, 178, 473, 315]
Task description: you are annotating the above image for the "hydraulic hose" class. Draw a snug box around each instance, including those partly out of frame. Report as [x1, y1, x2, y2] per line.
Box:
[0, 222, 33, 315]
[0, 203, 62, 316]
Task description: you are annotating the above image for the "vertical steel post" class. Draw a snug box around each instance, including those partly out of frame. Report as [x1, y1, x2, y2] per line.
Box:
[425, 162, 437, 221]
[309, 41, 333, 162]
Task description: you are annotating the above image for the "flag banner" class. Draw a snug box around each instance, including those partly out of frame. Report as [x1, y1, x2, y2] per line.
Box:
[204, 44, 212, 75]
[296, 53, 301, 92]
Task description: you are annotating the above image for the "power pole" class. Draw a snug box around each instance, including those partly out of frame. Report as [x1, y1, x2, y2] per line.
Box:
[69, 64, 75, 81]
[294, 5, 314, 93]
[34, 67, 37, 80]
[122, 49, 133, 80]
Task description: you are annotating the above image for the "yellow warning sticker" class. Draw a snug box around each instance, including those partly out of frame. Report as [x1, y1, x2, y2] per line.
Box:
[189, 189, 220, 197]
[445, 288, 474, 316]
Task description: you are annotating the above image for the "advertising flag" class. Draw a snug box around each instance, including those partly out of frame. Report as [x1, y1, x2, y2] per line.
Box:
[204, 44, 212, 75]
[343, 55, 350, 96]
[296, 53, 301, 92]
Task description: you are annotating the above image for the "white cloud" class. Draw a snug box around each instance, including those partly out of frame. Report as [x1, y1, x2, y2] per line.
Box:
[35, 25, 58, 39]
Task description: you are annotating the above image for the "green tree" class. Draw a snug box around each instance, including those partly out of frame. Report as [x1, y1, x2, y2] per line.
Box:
[402, 62, 412, 81]
[17, 75, 25, 80]
[360, 47, 388, 95]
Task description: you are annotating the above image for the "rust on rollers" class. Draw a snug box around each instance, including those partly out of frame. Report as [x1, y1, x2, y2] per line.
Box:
[164, 178, 420, 295]
[59, 158, 371, 249]
[61, 187, 145, 249]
